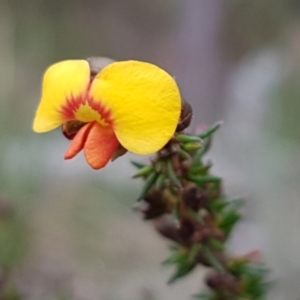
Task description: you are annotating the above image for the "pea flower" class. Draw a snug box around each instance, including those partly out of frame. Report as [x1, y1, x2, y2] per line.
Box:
[33, 58, 181, 169]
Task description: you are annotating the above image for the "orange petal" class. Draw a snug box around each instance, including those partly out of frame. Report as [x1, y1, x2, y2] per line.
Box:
[84, 122, 119, 170]
[64, 122, 94, 159]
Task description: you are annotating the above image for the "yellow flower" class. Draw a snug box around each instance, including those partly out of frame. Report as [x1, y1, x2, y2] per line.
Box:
[33, 59, 181, 169]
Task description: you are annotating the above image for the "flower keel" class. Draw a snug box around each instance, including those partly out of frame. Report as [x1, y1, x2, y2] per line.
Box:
[84, 122, 119, 169]
[64, 122, 94, 159]
[64, 122, 119, 170]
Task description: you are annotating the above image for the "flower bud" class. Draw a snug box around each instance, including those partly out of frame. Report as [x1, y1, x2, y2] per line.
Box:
[177, 218, 197, 246]
[176, 99, 193, 132]
[206, 272, 240, 294]
[141, 190, 171, 219]
[154, 216, 180, 242]
[182, 186, 209, 211]
[86, 56, 115, 78]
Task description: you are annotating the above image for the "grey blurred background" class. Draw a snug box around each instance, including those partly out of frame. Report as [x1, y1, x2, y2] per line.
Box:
[0, 0, 300, 299]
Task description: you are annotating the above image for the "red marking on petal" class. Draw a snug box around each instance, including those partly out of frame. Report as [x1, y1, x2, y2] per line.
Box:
[83, 122, 119, 170]
[64, 122, 94, 159]
[86, 95, 113, 124]
[59, 94, 86, 120]
[58, 82, 112, 124]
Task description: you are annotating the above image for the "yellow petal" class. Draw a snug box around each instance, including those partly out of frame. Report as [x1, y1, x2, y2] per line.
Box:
[33, 60, 90, 132]
[90, 61, 181, 154]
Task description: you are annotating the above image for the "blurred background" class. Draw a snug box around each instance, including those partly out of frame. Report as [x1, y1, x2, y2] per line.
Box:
[0, 0, 300, 299]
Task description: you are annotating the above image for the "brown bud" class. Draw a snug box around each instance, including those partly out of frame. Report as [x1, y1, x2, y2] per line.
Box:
[154, 216, 180, 242]
[201, 227, 214, 241]
[202, 212, 214, 226]
[142, 190, 171, 219]
[158, 143, 178, 159]
[192, 231, 204, 243]
[177, 218, 196, 245]
[211, 228, 226, 242]
[197, 252, 212, 267]
[181, 159, 192, 173]
[176, 99, 193, 132]
[182, 187, 209, 211]
[86, 57, 115, 78]
[111, 145, 127, 161]
[206, 272, 240, 294]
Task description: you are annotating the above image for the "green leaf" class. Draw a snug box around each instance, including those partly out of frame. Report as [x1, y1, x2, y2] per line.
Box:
[130, 161, 147, 169]
[165, 245, 201, 284]
[168, 262, 196, 284]
[189, 164, 211, 176]
[186, 174, 221, 185]
[208, 238, 225, 251]
[207, 198, 228, 213]
[178, 149, 191, 161]
[172, 198, 181, 223]
[186, 209, 203, 223]
[155, 172, 166, 190]
[202, 246, 225, 272]
[229, 260, 248, 276]
[188, 243, 202, 263]
[182, 142, 203, 152]
[189, 165, 204, 174]
[197, 121, 223, 139]
[238, 263, 268, 279]
[136, 172, 159, 201]
[192, 140, 210, 163]
[154, 160, 165, 172]
[227, 198, 245, 211]
[176, 134, 203, 143]
[168, 244, 180, 252]
[132, 165, 154, 178]
[241, 268, 269, 299]
[166, 159, 182, 189]
[162, 249, 188, 266]
[219, 210, 241, 236]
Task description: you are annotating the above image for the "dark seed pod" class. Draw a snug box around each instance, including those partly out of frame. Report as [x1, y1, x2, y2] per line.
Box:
[176, 99, 193, 132]
[86, 57, 115, 78]
[62, 120, 87, 140]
